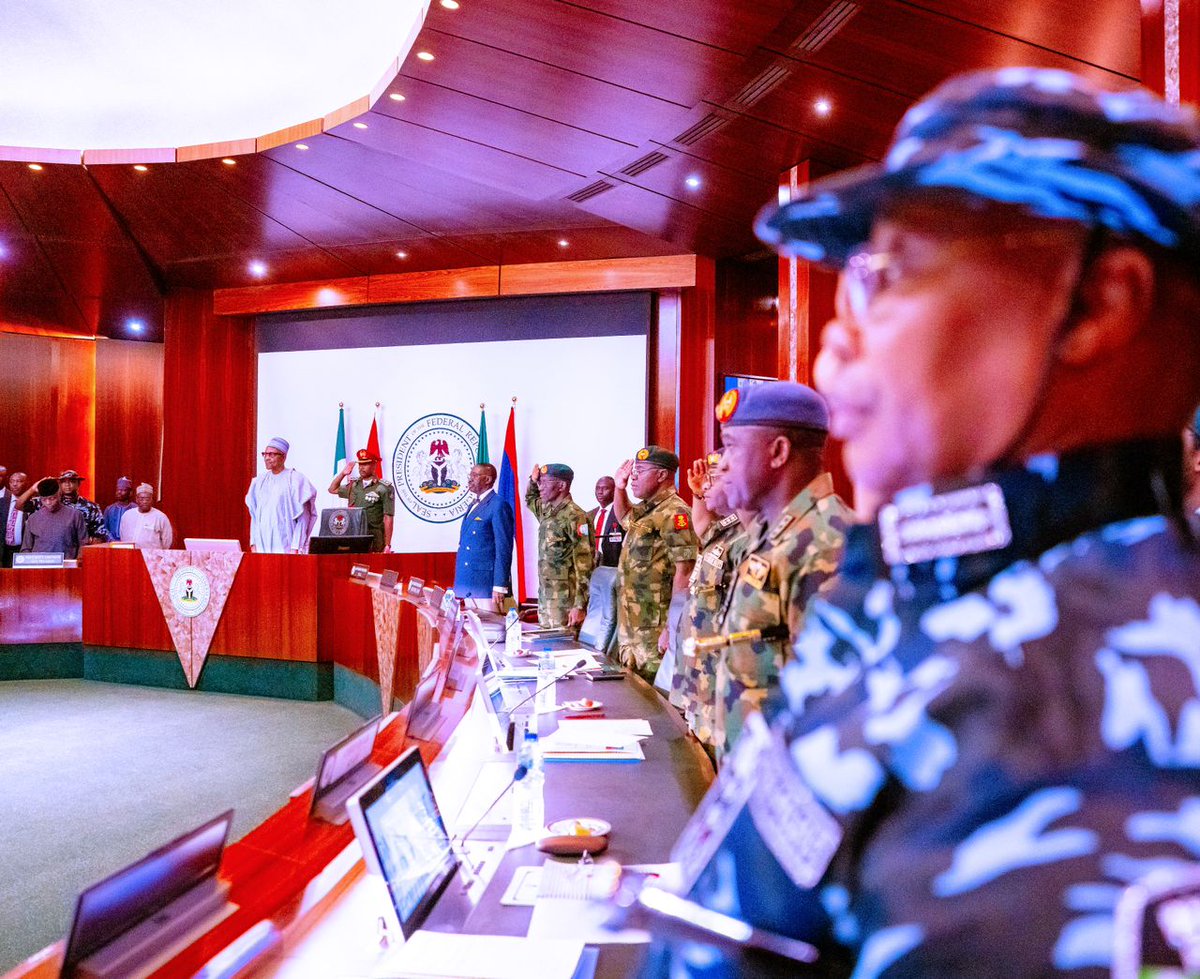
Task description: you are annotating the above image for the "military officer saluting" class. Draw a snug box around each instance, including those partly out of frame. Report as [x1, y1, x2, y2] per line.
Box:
[670, 452, 747, 753]
[612, 446, 699, 682]
[525, 463, 593, 629]
[328, 449, 394, 552]
[711, 382, 851, 756]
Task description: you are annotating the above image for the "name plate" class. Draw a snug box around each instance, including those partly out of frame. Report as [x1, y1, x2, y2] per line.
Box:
[379, 570, 399, 592]
[13, 552, 65, 568]
[350, 564, 369, 581]
[406, 576, 425, 598]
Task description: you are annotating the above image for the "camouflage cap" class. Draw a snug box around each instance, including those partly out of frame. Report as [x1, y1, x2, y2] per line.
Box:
[634, 445, 680, 471]
[540, 463, 574, 481]
[717, 381, 829, 433]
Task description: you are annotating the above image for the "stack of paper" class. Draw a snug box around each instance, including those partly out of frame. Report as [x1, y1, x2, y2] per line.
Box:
[539, 719, 651, 762]
[381, 932, 584, 978]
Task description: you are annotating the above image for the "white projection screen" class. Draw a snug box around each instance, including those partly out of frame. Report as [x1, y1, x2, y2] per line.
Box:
[255, 293, 650, 589]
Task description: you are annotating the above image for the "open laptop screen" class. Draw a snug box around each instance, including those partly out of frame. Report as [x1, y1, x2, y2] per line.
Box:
[62, 811, 233, 976]
[348, 748, 457, 938]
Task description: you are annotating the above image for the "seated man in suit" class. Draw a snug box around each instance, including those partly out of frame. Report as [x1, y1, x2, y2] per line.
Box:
[453, 463, 515, 612]
[589, 476, 626, 567]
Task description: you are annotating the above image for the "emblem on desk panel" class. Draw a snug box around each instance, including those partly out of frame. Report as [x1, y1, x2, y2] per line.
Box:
[329, 511, 350, 536]
[392, 413, 480, 524]
[169, 565, 211, 618]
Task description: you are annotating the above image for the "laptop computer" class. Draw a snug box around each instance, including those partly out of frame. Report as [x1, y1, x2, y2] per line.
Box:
[61, 811, 236, 979]
[309, 716, 383, 825]
[345, 747, 458, 939]
[182, 538, 241, 552]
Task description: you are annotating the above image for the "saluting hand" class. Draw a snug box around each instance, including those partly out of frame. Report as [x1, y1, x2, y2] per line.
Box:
[340, 461, 356, 478]
[614, 459, 633, 490]
[686, 458, 708, 497]
[530, 464, 542, 484]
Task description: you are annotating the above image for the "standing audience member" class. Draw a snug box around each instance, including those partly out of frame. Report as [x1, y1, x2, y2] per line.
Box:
[19, 470, 109, 543]
[525, 463, 593, 629]
[329, 449, 395, 552]
[102, 477, 136, 541]
[0, 470, 25, 568]
[245, 437, 317, 554]
[709, 382, 851, 755]
[120, 483, 174, 549]
[21, 478, 87, 559]
[589, 476, 625, 567]
[612, 446, 698, 682]
[454, 463, 515, 611]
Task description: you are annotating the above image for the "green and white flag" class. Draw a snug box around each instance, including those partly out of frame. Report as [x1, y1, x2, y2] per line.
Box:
[333, 405, 347, 473]
[477, 405, 489, 464]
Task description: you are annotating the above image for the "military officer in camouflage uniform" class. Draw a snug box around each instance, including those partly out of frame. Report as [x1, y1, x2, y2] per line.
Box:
[644, 69, 1200, 979]
[669, 452, 747, 753]
[329, 448, 395, 552]
[524, 463, 593, 629]
[612, 446, 699, 682]
[711, 382, 852, 757]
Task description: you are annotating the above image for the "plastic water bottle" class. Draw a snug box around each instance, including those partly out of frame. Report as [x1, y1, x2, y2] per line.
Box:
[535, 646, 556, 714]
[511, 723, 545, 836]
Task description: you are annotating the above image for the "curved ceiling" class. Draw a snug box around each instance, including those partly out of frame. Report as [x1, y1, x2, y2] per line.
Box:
[0, 0, 422, 151]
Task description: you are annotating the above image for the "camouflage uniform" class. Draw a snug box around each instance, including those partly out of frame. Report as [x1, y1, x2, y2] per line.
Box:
[715, 472, 850, 755]
[669, 513, 745, 749]
[525, 479, 593, 628]
[34, 493, 109, 542]
[336, 476, 395, 552]
[617, 488, 699, 680]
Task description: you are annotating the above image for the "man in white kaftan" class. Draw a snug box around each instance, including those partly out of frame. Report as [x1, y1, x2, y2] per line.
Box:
[120, 483, 174, 549]
[245, 436, 317, 554]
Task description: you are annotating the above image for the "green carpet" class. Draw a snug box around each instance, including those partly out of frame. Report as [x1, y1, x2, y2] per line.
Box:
[0, 679, 363, 973]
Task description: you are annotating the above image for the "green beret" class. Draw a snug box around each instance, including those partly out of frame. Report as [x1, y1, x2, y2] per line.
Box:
[540, 463, 574, 481]
[634, 445, 679, 471]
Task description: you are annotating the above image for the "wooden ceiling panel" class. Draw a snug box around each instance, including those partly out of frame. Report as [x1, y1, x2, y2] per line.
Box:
[89, 164, 324, 265]
[396, 31, 694, 147]
[40, 240, 162, 335]
[324, 235, 498, 276]
[562, 0, 798, 55]
[451, 226, 683, 267]
[197, 154, 426, 247]
[162, 246, 358, 291]
[373, 76, 636, 177]
[0, 164, 126, 245]
[423, 0, 744, 106]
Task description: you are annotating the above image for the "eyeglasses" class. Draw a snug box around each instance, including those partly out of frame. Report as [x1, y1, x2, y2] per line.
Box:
[261, 451, 283, 458]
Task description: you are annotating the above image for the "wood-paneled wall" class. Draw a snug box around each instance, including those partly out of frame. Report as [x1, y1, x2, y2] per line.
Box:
[161, 290, 256, 545]
[94, 339, 164, 498]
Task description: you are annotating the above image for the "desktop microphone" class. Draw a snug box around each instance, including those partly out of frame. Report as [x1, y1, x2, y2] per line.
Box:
[502, 658, 590, 717]
[452, 763, 528, 887]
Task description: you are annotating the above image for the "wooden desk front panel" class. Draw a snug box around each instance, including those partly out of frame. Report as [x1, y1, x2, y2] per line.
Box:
[0, 568, 83, 644]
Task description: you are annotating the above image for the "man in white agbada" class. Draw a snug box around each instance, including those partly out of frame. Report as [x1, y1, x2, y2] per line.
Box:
[120, 483, 174, 549]
[245, 437, 317, 554]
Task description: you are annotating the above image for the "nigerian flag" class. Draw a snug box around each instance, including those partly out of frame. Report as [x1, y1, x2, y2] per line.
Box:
[333, 405, 347, 473]
[477, 406, 489, 464]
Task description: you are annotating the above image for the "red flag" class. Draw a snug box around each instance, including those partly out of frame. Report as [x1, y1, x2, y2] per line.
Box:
[498, 405, 526, 603]
[366, 411, 382, 464]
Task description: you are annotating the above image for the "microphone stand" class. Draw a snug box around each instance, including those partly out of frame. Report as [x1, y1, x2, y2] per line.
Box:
[452, 764, 528, 889]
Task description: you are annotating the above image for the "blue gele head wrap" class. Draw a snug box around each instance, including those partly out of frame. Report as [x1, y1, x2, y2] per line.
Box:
[755, 68, 1200, 266]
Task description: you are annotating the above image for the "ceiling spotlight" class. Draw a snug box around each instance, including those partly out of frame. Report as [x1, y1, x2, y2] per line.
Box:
[353, 122, 368, 130]
[685, 175, 701, 190]
[221, 158, 237, 166]
[389, 93, 406, 102]
[440, 0, 460, 7]
[248, 261, 268, 278]
[295, 143, 309, 150]
[417, 51, 435, 61]
[127, 319, 144, 333]
[27, 163, 43, 171]
[0, 242, 7, 258]
[814, 98, 833, 117]
[133, 164, 148, 172]
[557, 239, 569, 248]
[396, 250, 408, 259]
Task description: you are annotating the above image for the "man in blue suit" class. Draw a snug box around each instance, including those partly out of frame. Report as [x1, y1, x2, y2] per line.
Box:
[454, 463, 515, 611]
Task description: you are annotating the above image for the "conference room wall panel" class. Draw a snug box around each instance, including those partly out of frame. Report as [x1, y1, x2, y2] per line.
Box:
[94, 339, 164, 500]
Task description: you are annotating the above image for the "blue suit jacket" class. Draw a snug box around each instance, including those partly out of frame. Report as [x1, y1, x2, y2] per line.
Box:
[453, 491, 515, 598]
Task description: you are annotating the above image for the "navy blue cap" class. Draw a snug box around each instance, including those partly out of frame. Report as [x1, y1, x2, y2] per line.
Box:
[755, 68, 1200, 267]
[716, 382, 829, 433]
[539, 463, 574, 481]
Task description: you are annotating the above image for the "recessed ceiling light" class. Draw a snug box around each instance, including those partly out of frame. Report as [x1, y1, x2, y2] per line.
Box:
[685, 175, 701, 189]
[814, 98, 833, 116]
[558, 239, 569, 248]
[248, 260, 268, 278]
[440, 0, 460, 7]
[221, 158, 237, 165]
[27, 163, 43, 171]
[353, 122, 368, 130]
[127, 319, 144, 333]
[396, 250, 408, 259]
[417, 51, 435, 61]
[133, 164, 148, 172]
[389, 93, 406, 102]
[295, 143, 309, 150]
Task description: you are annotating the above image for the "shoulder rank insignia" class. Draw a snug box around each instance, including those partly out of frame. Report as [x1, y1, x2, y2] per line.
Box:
[878, 482, 1012, 565]
[673, 512, 691, 531]
[739, 554, 770, 590]
[768, 513, 795, 543]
